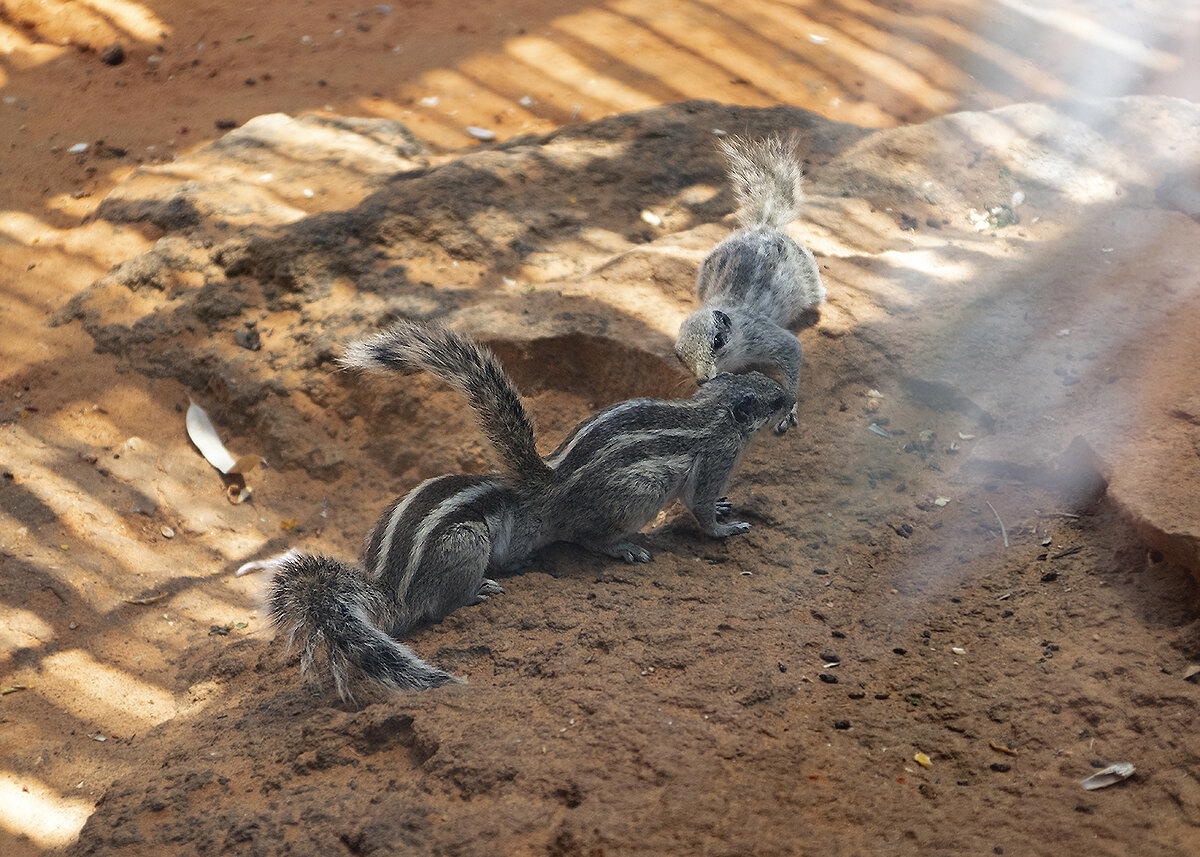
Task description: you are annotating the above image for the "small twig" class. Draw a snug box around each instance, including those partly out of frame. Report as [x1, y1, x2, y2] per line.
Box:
[985, 500, 1009, 548]
[1051, 546, 1083, 560]
[1037, 511, 1081, 520]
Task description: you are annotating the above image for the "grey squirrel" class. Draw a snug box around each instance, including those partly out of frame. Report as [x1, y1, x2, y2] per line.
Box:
[249, 319, 786, 699]
[675, 133, 825, 434]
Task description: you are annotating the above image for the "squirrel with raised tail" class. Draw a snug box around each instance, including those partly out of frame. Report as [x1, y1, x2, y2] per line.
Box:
[675, 133, 825, 434]
[245, 319, 787, 700]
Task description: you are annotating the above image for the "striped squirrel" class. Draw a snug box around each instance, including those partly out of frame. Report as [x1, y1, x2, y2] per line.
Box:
[675, 133, 825, 434]
[247, 320, 785, 699]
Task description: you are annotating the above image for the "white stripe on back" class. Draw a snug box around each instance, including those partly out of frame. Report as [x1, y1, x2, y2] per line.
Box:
[399, 481, 501, 600]
[558, 427, 710, 490]
[372, 477, 441, 579]
[546, 401, 642, 467]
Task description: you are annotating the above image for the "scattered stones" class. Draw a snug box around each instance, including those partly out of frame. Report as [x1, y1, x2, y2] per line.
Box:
[833, 719, 851, 730]
[818, 673, 838, 684]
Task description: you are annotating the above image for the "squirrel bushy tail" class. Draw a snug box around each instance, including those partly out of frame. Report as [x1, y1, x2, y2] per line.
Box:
[343, 319, 552, 484]
[718, 133, 805, 229]
[266, 551, 458, 701]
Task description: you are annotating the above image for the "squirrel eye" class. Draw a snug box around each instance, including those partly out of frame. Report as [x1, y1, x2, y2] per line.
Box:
[712, 330, 728, 351]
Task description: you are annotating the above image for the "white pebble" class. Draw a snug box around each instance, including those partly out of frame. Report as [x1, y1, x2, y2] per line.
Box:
[640, 210, 663, 227]
[418, 95, 439, 107]
[68, 142, 89, 154]
[465, 126, 496, 141]
[258, 173, 273, 182]
[300, 35, 313, 45]
[518, 95, 534, 107]
[808, 33, 829, 44]
[1010, 190, 1026, 207]
[161, 526, 175, 539]
[302, 188, 315, 198]
[147, 54, 162, 64]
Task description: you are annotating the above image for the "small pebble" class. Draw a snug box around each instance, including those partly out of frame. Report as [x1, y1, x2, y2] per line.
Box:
[818, 673, 838, 684]
[831, 630, 846, 639]
[161, 526, 175, 539]
[100, 43, 126, 66]
[820, 651, 840, 663]
[833, 719, 851, 729]
[68, 142, 89, 154]
[990, 763, 1011, 773]
[812, 568, 828, 575]
[892, 647, 907, 655]
[465, 126, 496, 141]
[1040, 571, 1059, 583]
[874, 693, 890, 700]
[215, 118, 237, 130]
[848, 691, 865, 700]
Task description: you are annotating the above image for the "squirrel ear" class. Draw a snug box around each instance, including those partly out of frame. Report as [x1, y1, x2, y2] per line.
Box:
[730, 390, 755, 424]
[713, 309, 733, 332]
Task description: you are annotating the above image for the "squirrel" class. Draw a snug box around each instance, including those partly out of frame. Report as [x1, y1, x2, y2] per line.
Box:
[675, 133, 826, 434]
[248, 319, 786, 700]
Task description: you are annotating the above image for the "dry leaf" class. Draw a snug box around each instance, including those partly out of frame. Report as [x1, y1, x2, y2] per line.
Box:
[1, 685, 29, 695]
[186, 401, 239, 473]
[124, 592, 168, 605]
[914, 752, 932, 768]
[989, 742, 1019, 756]
[1080, 763, 1134, 790]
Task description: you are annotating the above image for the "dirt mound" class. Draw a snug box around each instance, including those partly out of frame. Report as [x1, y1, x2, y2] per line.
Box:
[43, 97, 1200, 855]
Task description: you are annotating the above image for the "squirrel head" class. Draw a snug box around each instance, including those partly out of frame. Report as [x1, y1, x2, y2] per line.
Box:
[699, 371, 788, 434]
[674, 307, 735, 382]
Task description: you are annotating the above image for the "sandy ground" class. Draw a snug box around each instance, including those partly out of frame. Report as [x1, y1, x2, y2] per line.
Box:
[2, 2, 1199, 855]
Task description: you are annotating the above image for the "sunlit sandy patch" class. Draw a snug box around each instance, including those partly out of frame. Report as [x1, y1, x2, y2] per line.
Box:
[0, 772, 92, 849]
[0, 607, 54, 657]
[39, 649, 176, 730]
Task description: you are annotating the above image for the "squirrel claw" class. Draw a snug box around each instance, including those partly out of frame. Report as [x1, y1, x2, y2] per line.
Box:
[714, 497, 733, 516]
[710, 521, 751, 538]
[622, 546, 652, 564]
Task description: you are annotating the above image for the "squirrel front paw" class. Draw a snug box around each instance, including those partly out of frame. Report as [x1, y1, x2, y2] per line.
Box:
[714, 497, 733, 516]
[773, 406, 798, 435]
[479, 578, 504, 596]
